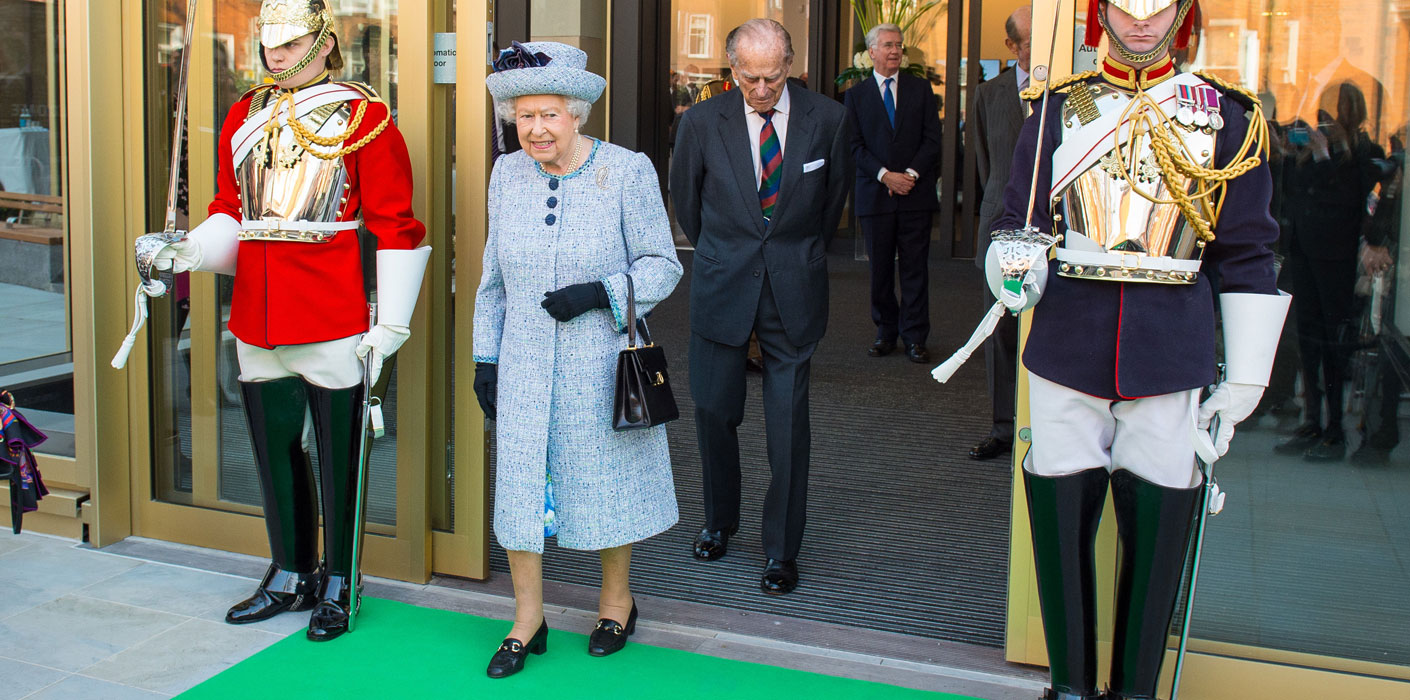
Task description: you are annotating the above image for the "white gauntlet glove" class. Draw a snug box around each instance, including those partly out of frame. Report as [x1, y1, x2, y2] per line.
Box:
[1196, 291, 1292, 458]
[355, 246, 432, 385]
[985, 244, 1048, 313]
[151, 213, 241, 275]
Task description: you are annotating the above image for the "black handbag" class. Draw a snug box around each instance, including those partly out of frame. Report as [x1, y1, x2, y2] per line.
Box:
[613, 275, 679, 430]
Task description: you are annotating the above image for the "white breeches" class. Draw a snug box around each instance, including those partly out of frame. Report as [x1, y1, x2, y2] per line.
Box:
[1027, 371, 1200, 489]
[236, 334, 363, 389]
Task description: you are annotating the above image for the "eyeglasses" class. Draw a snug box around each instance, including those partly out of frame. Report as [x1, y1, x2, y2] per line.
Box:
[876, 41, 905, 51]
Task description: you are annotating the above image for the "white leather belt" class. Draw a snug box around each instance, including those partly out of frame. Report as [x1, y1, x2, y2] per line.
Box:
[1055, 248, 1202, 272]
[1055, 248, 1202, 284]
[238, 218, 362, 243]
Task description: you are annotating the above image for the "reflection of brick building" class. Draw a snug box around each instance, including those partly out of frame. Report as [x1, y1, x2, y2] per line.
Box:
[1194, 1, 1408, 144]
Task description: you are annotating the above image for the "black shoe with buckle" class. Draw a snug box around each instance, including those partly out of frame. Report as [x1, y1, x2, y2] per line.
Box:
[588, 600, 638, 657]
[487, 619, 549, 678]
[306, 573, 355, 642]
[225, 563, 320, 625]
[692, 526, 737, 561]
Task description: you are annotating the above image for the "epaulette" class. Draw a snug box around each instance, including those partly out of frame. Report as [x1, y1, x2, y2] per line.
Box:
[1194, 71, 1261, 113]
[1020, 70, 1099, 101]
[337, 80, 385, 103]
[241, 83, 277, 118]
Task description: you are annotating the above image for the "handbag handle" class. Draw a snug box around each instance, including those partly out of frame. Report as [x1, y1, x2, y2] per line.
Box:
[623, 274, 654, 349]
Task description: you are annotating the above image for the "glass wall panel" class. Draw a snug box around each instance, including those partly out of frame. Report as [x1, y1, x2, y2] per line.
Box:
[0, 0, 73, 457]
[1162, 0, 1410, 669]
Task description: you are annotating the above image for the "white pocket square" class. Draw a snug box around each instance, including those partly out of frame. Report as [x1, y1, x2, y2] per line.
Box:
[802, 158, 826, 173]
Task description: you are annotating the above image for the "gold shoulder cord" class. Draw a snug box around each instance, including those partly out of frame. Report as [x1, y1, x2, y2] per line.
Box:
[264, 88, 392, 161]
[1108, 77, 1268, 245]
[1021, 70, 1099, 101]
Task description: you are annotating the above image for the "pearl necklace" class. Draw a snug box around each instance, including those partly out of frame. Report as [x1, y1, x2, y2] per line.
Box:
[559, 135, 584, 175]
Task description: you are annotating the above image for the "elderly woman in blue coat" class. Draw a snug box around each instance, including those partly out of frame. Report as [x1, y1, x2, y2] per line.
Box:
[472, 42, 683, 678]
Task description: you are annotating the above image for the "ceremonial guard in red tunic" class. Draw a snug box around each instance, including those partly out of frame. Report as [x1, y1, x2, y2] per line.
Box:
[989, 2, 1290, 698]
[150, 0, 429, 641]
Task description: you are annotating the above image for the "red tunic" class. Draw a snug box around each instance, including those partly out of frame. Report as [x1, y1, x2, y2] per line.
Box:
[209, 85, 425, 349]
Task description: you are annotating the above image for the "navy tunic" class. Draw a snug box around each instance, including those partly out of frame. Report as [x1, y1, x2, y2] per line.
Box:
[992, 74, 1281, 400]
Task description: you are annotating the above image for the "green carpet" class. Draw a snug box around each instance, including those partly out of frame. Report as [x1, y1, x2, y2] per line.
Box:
[180, 598, 978, 699]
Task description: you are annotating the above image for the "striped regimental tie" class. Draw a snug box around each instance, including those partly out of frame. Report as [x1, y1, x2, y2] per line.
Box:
[757, 109, 781, 220]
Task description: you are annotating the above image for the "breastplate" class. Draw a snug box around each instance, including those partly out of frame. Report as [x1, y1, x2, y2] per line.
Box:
[236, 102, 353, 243]
[1054, 82, 1217, 284]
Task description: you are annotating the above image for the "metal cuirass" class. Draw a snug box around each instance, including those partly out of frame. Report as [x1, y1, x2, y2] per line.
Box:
[1053, 81, 1217, 284]
[236, 101, 355, 243]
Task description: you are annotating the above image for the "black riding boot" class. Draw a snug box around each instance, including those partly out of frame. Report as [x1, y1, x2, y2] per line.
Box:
[227, 378, 321, 624]
[1105, 470, 1202, 700]
[1024, 467, 1110, 700]
[305, 381, 367, 642]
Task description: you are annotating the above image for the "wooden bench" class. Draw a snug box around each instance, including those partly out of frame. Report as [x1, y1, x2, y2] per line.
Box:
[0, 191, 64, 292]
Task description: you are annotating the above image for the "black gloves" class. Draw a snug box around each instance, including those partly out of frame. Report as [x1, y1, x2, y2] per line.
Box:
[473, 362, 498, 419]
[541, 281, 610, 322]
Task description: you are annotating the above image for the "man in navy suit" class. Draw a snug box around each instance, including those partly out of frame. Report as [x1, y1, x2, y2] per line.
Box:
[844, 23, 942, 363]
[670, 19, 850, 595]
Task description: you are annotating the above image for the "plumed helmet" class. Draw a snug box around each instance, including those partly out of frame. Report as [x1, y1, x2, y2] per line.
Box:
[257, 0, 343, 73]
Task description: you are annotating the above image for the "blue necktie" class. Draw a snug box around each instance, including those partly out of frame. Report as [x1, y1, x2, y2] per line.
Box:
[883, 77, 896, 128]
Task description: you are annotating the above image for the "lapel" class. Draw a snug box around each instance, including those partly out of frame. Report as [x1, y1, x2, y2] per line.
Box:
[716, 90, 766, 236]
[1000, 70, 1024, 133]
[890, 73, 910, 137]
[863, 73, 896, 137]
[766, 84, 816, 234]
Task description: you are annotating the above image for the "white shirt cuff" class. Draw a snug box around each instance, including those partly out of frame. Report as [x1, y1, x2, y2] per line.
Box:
[905, 168, 919, 179]
[876, 168, 888, 182]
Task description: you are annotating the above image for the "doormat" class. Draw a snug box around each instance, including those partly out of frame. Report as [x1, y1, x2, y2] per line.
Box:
[179, 597, 978, 699]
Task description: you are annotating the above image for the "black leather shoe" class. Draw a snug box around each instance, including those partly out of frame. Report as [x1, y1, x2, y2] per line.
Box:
[225, 564, 319, 625]
[692, 526, 737, 561]
[487, 619, 548, 678]
[760, 559, 799, 595]
[588, 600, 638, 657]
[969, 436, 1012, 460]
[906, 343, 930, 364]
[1042, 689, 1104, 700]
[306, 574, 355, 642]
[867, 339, 896, 357]
[1274, 423, 1322, 454]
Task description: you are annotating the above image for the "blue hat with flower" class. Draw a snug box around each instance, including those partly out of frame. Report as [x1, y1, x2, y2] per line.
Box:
[485, 41, 606, 104]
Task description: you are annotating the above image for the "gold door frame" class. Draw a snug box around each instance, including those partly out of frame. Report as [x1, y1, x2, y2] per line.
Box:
[1005, 2, 1410, 697]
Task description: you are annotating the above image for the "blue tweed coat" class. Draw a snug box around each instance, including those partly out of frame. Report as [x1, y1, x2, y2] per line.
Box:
[473, 140, 683, 553]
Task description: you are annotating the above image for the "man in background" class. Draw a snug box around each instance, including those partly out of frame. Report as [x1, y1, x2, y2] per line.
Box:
[844, 23, 942, 364]
[967, 6, 1031, 461]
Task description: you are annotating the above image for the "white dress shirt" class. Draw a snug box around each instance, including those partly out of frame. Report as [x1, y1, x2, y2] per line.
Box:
[745, 86, 791, 183]
[871, 69, 917, 182]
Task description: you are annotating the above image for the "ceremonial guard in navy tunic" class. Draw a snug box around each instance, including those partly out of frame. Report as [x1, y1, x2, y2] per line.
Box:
[988, 2, 1290, 698]
[147, 0, 430, 642]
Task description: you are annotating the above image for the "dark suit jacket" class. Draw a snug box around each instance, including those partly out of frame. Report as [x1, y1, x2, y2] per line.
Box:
[670, 84, 851, 348]
[843, 72, 941, 216]
[971, 68, 1024, 268]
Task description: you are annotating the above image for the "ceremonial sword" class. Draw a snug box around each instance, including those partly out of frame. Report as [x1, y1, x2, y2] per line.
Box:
[112, 0, 200, 369]
[348, 303, 385, 632]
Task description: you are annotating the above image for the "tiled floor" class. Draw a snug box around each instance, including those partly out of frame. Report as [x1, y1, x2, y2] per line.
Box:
[0, 533, 301, 699]
[0, 531, 1046, 699]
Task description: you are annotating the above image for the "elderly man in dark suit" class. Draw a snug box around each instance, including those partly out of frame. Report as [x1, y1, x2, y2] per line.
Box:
[844, 23, 942, 363]
[967, 6, 1032, 461]
[670, 18, 850, 595]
